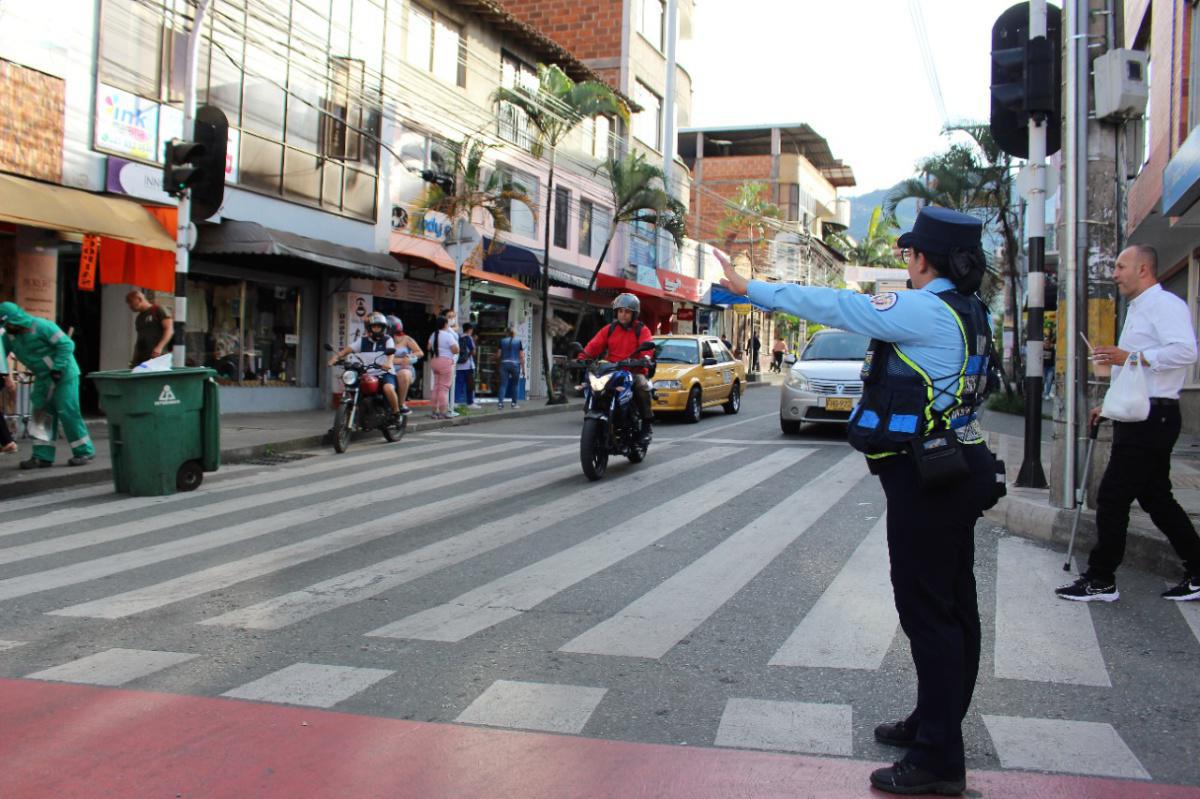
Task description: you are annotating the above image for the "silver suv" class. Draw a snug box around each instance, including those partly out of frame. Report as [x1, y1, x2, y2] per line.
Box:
[779, 329, 870, 434]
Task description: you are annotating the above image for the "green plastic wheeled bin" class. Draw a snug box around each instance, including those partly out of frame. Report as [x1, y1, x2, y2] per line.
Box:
[89, 367, 221, 496]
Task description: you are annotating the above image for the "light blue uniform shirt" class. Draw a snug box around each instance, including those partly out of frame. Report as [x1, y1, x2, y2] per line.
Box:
[747, 277, 986, 413]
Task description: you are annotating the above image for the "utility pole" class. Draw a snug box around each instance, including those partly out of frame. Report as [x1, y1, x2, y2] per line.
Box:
[1015, 0, 1052, 488]
[659, 0, 680, 279]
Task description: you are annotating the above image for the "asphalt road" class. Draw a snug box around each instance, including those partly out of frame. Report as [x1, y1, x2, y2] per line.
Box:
[2, 387, 1198, 794]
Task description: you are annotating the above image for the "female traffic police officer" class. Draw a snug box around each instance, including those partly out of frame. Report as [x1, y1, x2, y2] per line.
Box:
[718, 206, 1002, 797]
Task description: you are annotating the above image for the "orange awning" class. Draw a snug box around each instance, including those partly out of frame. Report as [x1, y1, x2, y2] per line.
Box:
[389, 230, 456, 272]
[462, 266, 531, 293]
[98, 206, 176, 293]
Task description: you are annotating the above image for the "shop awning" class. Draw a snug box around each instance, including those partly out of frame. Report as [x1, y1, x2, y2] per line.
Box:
[0, 172, 175, 250]
[594, 273, 667, 300]
[481, 237, 541, 276]
[195, 220, 405, 279]
[390, 230, 456, 272]
[463, 267, 531, 293]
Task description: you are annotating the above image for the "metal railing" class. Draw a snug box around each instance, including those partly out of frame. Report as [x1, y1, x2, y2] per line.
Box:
[3, 372, 34, 440]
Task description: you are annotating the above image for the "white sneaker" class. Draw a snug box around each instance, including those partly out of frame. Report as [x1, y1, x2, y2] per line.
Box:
[448, 410, 460, 418]
[511, 403, 520, 409]
[469, 403, 483, 410]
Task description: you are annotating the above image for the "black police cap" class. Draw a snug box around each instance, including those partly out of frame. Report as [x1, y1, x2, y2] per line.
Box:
[897, 206, 983, 255]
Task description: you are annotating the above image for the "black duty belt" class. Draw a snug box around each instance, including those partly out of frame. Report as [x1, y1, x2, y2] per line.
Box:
[1149, 397, 1180, 406]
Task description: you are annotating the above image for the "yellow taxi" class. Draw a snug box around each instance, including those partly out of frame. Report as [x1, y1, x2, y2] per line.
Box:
[650, 335, 747, 422]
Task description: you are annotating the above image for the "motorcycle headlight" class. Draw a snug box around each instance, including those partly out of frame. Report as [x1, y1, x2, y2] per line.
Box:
[785, 370, 809, 391]
[653, 379, 681, 390]
[342, 370, 358, 386]
[589, 373, 614, 392]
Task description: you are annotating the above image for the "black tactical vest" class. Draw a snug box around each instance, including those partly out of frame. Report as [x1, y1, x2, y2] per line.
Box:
[846, 290, 994, 457]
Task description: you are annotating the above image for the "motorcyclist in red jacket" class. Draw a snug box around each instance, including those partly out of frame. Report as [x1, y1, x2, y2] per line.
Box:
[581, 293, 655, 445]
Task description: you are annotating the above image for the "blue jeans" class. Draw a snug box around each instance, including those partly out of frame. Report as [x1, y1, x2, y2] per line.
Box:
[499, 362, 520, 404]
[455, 368, 475, 404]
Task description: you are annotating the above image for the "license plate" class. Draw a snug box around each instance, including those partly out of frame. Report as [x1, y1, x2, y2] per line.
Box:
[826, 397, 854, 412]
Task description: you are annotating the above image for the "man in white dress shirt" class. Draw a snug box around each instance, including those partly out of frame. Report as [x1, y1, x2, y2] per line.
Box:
[1057, 244, 1200, 602]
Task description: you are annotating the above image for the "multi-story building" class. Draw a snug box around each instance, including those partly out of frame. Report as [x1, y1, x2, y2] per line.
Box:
[679, 123, 855, 349]
[0, 0, 647, 410]
[1122, 0, 1200, 430]
[494, 0, 710, 332]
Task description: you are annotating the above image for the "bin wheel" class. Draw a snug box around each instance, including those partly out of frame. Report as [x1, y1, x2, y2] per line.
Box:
[176, 460, 204, 492]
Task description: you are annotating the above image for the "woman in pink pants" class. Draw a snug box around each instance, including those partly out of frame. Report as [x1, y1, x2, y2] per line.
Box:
[427, 315, 459, 419]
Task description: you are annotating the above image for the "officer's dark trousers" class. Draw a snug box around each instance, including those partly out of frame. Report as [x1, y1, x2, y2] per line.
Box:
[876, 442, 993, 778]
[1088, 402, 1200, 582]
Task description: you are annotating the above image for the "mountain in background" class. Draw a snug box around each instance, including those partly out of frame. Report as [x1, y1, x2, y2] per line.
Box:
[844, 185, 918, 242]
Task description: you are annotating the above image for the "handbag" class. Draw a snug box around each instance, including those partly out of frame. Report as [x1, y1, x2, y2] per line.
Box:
[1100, 353, 1150, 422]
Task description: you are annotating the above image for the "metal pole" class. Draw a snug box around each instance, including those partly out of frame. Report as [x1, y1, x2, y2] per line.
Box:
[659, 0, 679, 271]
[1017, 0, 1049, 488]
[171, 0, 209, 368]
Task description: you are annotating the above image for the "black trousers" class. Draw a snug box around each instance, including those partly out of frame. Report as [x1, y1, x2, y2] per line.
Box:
[876, 442, 995, 778]
[1087, 403, 1200, 581]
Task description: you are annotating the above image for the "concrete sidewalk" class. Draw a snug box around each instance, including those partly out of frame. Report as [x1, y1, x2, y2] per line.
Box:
[982, 410, 1200, 579]
[0, 398, 582, 499]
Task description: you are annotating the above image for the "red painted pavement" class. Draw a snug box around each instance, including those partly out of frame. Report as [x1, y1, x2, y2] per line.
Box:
[1, 679, 1197, 799]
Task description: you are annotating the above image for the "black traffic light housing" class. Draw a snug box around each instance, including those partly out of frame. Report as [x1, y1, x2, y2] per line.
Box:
[161, 104, 229, 221]
[990, 2, 1062, 159]
[421, 169, 456, 195]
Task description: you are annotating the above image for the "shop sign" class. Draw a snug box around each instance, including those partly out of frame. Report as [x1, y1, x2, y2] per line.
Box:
[420, 211, 454, 242]
[347, 292, 371, 341]
[374, 279, 405, 301]
[17, 246, 57, 320]
[676, 307, 695, 321]
[636, 265, 660, 290]
[733, 304, 751, 316]
[95, 84, 159, 162]
[106, 157, 174, 204]
[78, 235, 100, 291]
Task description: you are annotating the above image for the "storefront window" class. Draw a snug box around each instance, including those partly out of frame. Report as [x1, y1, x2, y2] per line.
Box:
[185, 275, 304, 387]
[470, 295, 512, 397]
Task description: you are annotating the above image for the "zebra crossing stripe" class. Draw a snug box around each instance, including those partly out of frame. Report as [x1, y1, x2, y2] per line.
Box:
[981, 715, 1151, 780]
[455, 680, 607, 734]
[199, 447, 739, 630]
[994, 537, 1112, 687]
[767, 515, 896, 670]
[45, 445, 578, 618]
[1169, 584, 1200, 644]
[221, 663, 393, 708]
[0, 439, 511, 563]
[366, 448, 813, 643]
[0, 442, 456, 536]
[561, 451, 862, 660]
[25, 648, 197, 686]
[714, 698, 853, 756]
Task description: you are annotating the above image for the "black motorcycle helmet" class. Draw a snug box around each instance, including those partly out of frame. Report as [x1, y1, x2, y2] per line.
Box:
[367, 311, 388, 340]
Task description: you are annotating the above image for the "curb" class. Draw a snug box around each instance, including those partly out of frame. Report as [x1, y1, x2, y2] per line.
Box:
[1, 401, 581, 500]
[985, 490, 1191, 579]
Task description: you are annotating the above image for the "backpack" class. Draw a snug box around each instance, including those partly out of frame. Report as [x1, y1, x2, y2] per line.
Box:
[603, 321, 654, 378]
[456, 335, 473, 365]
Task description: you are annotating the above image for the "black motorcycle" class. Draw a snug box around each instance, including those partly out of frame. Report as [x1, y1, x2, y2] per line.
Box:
[572, 340, 656, 481]
[327, 346, 406, 453]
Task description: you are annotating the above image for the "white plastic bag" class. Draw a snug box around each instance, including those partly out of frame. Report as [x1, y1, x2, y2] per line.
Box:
[1100, 354, 1150, 422]
[132, 354, 172, 373]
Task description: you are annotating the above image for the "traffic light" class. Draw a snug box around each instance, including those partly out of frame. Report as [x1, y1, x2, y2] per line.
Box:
[161, 105, 228, 221]
[421, 169, 455, 194]
[990, 2, 1062, 159]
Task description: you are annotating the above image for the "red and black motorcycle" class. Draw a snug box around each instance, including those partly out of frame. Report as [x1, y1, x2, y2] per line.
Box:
[329, 348, 406, 453]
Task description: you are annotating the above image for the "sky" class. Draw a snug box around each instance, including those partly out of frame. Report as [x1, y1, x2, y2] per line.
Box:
[680, 0, 1023, 195]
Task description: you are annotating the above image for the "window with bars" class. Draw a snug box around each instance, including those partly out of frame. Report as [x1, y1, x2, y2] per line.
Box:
[632, 81, 662, 151]
[554, 186, 571, 249]
[499, 51, 538, 151]
[406, 3, 466, 87]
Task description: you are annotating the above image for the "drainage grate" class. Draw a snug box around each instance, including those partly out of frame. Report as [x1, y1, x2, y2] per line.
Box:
[240, 452, 318, 467]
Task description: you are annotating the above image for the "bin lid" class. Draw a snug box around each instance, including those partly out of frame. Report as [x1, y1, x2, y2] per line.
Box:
[90, 367, 216, 381]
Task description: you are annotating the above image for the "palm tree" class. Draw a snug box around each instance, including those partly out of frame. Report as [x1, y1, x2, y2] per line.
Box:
[884, 124, 1020, 392]
[570, 151, 687, 342]
[716, 181, 781, 277]
[408, 136, 534, 315]
[825, 205, 904, 269]
[492, 64, 630, 403]
[717, 182, 781, 371]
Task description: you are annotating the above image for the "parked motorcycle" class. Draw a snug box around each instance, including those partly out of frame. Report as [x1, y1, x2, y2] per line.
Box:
[327, 346, 406, 453]
[572, 340, 656, 481]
